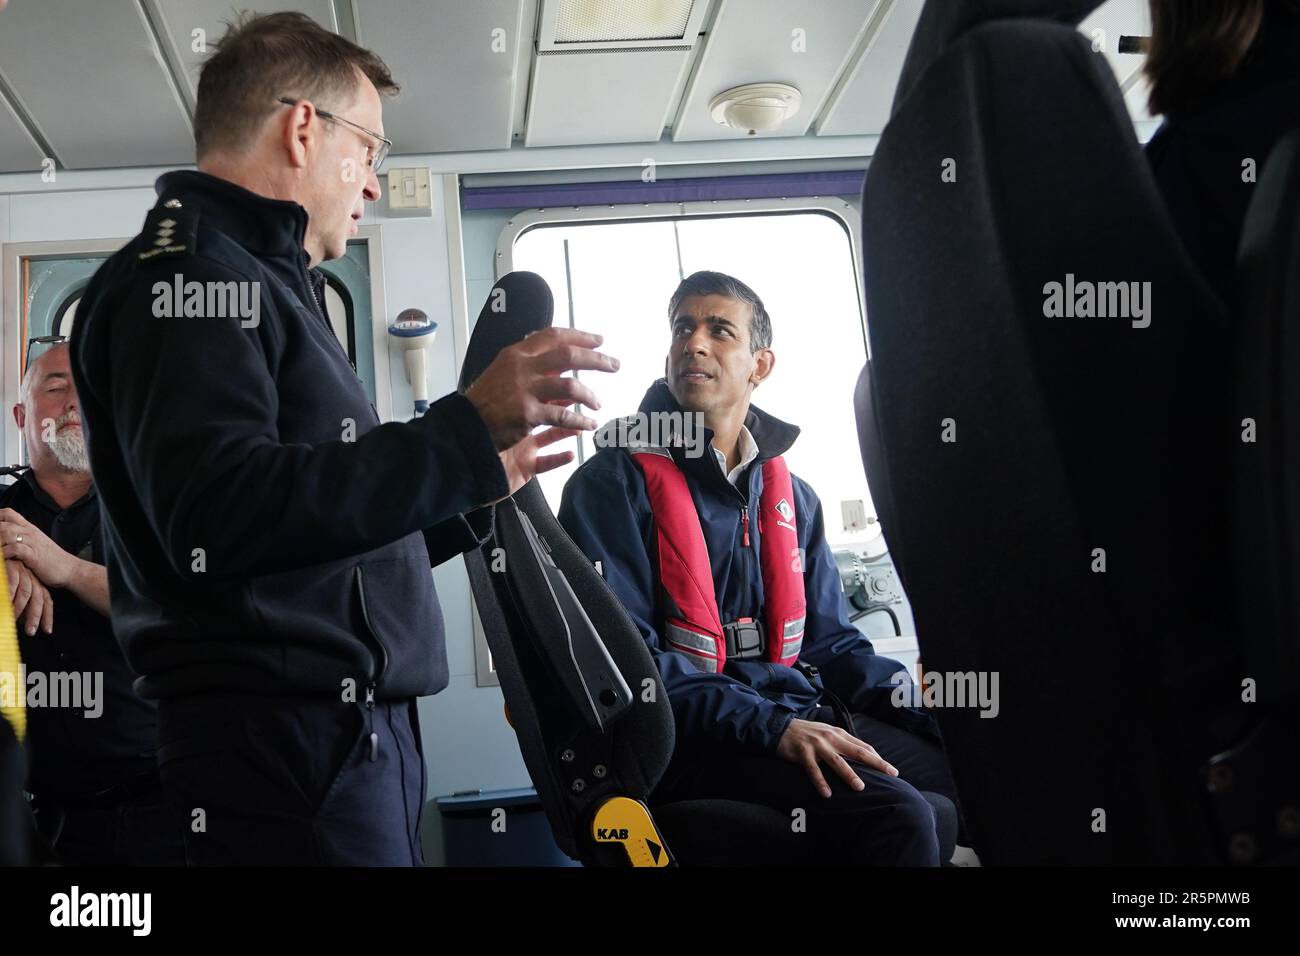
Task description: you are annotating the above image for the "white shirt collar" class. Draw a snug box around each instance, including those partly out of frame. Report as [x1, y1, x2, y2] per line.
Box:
[712, 425, 759, 486]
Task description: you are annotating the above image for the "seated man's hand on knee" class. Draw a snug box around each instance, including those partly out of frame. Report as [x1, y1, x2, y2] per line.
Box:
[776, 718, 898, 799]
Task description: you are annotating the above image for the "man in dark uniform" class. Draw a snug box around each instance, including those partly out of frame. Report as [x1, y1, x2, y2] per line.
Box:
[69, 13, 616, 865]
[0, 342, 183, 864]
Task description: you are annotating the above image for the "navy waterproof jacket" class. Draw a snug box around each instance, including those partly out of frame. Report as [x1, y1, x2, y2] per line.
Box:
[72, 170, 509, 702]
[559, 379, 938, 754]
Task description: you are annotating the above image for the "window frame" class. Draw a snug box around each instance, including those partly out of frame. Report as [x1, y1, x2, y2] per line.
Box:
[494, 196, 866, 336]
[470, 196, 870, 687]
[2, 227, 394, 465]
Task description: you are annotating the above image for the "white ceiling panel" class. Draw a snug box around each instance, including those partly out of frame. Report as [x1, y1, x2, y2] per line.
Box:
[672, 0, 879, 142]
[0, 0, 194, 169]
[526, 48, 691, 147]
[816, 0, 922, 137]
[357, 0, 524, 153]
[0, 90, 45, 173]
[151, 0, 338, 105]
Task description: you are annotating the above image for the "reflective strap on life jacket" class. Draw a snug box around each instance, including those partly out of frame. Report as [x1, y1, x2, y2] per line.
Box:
[778, 616, 806, 663]
[634, 450, 807, 671]
[634, 452, 726, 673]
[663, 619, 722, 669]
[758, 458, 807, 668]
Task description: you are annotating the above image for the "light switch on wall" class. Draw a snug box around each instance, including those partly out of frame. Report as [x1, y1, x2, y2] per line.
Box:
[386, 167, 433, 217]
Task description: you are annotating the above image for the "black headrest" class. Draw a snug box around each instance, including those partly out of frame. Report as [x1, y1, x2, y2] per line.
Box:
[895, 0, 1106, 115]
[457, 271, 554, 391]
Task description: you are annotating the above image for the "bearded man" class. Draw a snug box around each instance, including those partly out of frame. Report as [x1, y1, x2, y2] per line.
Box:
[0, 341, 184, 865]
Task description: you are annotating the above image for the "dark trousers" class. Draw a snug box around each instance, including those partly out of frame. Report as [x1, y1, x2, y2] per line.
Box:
[156, 692, 426, 866]
[30, 779, 187, 867]
[655, 706, 966, 866]
[1, 721, 27, 866]
[835, 709, 967, 856]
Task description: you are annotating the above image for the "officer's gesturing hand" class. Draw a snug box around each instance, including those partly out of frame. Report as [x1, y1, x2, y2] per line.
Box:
[465, 328, 619, 453]
[776, 718, 899, 799]
[496, 427, 582, 497]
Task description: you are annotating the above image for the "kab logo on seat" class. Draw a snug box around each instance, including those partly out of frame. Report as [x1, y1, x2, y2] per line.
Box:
[596, 827, 630, 841]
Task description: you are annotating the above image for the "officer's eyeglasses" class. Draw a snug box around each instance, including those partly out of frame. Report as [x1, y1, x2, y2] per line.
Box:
[278, 97, 392, 173]
[25, 335, 68, 372]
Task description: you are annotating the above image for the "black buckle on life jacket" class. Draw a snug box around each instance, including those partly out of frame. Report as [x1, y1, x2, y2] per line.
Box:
[723, 617, 765, 660]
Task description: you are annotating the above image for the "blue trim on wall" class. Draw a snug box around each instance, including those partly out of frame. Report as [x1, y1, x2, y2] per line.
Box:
[461, 170, 866, 210]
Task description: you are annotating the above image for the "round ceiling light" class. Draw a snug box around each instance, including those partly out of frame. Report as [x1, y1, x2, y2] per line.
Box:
[709, 83, 802, 135]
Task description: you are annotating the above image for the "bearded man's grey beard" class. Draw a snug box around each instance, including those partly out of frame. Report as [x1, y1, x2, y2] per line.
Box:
[46, 426, 89, 473]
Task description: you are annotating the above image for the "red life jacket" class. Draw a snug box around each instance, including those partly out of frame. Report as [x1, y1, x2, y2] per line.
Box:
[632, 450, 806, 673]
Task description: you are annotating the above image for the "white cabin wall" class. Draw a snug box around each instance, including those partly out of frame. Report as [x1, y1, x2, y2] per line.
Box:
[3, 187, 157, 243]
[376, 183, 536, 869]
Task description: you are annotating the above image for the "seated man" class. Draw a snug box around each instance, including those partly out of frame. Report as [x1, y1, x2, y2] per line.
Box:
[0, 342, 183, 865]
[559, 271, 963, 865]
